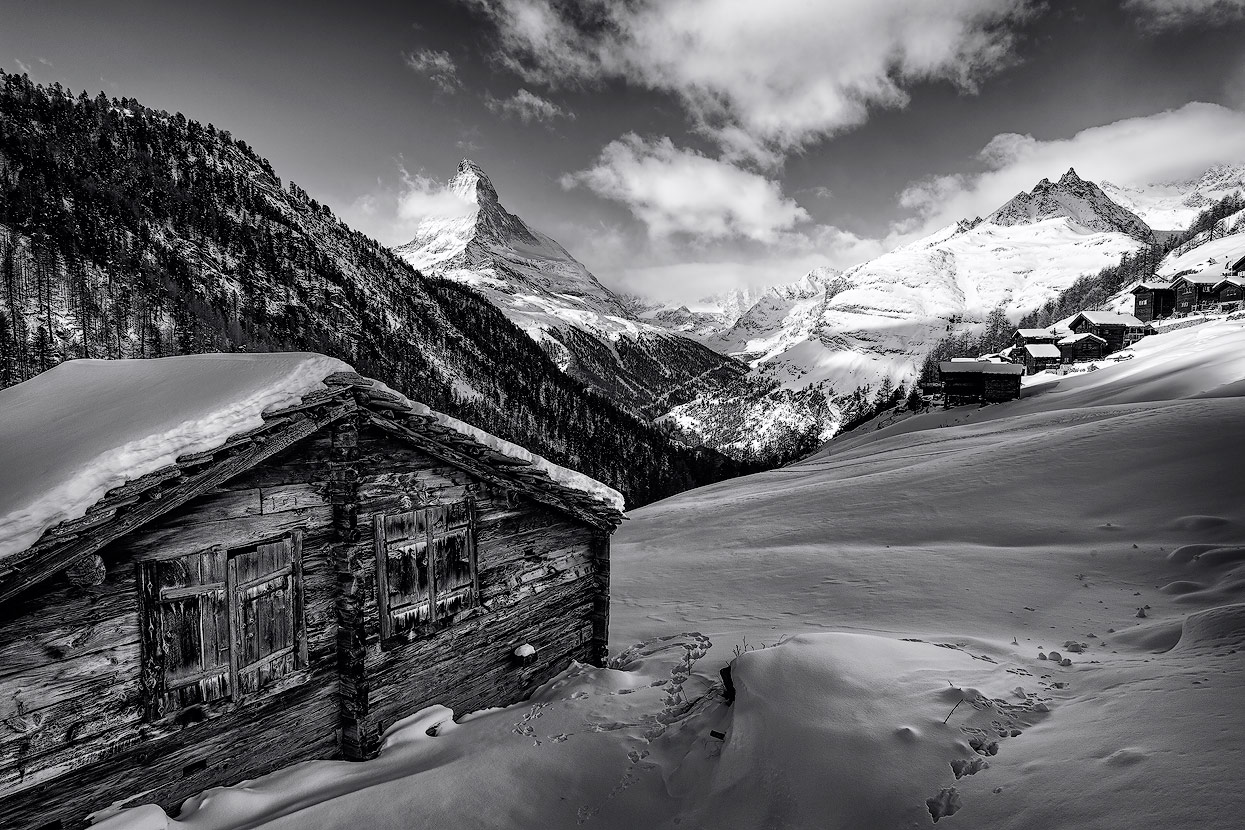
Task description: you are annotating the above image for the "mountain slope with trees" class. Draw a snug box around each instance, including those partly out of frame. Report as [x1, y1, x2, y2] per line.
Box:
[0, 71, 752, 507]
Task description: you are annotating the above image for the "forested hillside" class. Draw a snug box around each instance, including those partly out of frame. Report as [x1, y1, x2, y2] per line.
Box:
[0, 71, 751, 506]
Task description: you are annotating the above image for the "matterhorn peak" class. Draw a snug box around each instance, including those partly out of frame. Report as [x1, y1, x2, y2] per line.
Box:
[451, 158, 500, 206]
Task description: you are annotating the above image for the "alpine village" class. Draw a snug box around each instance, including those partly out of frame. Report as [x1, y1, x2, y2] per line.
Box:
[4, 6, 1245, 830]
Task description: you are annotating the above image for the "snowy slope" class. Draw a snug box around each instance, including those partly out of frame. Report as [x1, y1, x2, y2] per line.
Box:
[97, 317, 1245, 830]
[395, 161, 744, 415]
[1101, 162, 1245, 231]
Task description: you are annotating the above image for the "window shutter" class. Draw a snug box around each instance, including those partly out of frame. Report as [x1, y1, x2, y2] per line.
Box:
[228, 530, 307, 697]
[374, 510, 434, 638]
[374, 499, 477, 641]
[432, 499, 476, 616]
[139, 547, 231, 719]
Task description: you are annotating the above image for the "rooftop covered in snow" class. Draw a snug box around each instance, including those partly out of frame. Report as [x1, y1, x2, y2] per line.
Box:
[1024, 344, 1062, 358]
[939, 361, 1025, 374]
[1071, 311, 1146, 327]
[0, 354, 624, 597]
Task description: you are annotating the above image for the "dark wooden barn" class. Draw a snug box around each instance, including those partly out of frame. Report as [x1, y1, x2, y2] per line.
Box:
[1011, 328, 1060, 350]
[1057, 332, 1107, 363]
[1217, 276, 1244, 308]
[1067, 311, 1151, 354]
[0, 355, 623, 830]
[939, 361, 1024, 407]
[1020, 344, 1062, 375]
[1130, 281, 1175, 322]
[1172, 271, 1226, 315]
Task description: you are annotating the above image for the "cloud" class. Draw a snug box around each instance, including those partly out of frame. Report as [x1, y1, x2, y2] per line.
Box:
[14, 59, 31, 75]
[403, 48, 463, 94]
[461, 0, 1035, 164]
[342, 167, 475, 246]
[562, 134, 811, 244]
[485, 88, 574, 123]
[1123, 0, 1245, 30]
[896, 102, 1245, 237]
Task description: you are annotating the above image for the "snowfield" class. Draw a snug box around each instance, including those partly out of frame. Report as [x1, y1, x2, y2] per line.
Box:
[95, 319, 1245, 829]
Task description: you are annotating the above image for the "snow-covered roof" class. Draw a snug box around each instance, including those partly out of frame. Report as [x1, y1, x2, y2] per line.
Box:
[0, 354, 624, 581]
[1175, 269, 1227, 285]
[1015, 328, 1057, 339]
[1072, 311, 1146, 327]
[1059, 333, 1107, 345]
[940, 361, 1024, 375]
[1131, 280, 1173, 292]
[1024, 344, 1062, 358]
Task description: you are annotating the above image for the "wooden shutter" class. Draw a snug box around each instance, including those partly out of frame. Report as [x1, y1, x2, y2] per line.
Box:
[139, 547, 231, 719]
[374, 510, 434, 639]
[374, 499, 476, 641]
[431, 501, 476, 617]
[228, 530, 307, 697]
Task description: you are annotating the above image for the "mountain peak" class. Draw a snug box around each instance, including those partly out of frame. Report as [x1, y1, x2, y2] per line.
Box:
[451, 158, 500, 206]
[985, 168, 1153, 241]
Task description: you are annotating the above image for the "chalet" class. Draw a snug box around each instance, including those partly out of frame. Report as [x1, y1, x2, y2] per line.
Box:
[1011, 328, 1060, 349]
[939, 361, 1023, 407]
[1217, 275, 1245, 308]
[1172, 270, 1228, 314]
[1228, 254, 1245, 276]
[1020, 343, 1062, 375]
[1058, 332, 1107, 363]
[0, 354, 623, 830]
[1066, 311, 1152, 353]
[1130, 281, 1175, 322]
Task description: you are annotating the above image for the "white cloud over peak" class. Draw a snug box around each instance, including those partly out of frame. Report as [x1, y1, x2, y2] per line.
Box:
[896, 102, 1245, 237]
[463, 0, 1034, 163]
[342, 168, 474, 246]
[562, 135, 810, 244]
[1123, 0, 1245, 30]
[485, 88, 573, 123]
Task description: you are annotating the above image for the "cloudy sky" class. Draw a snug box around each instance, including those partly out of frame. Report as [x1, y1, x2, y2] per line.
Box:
[5, 0, 1245, 301]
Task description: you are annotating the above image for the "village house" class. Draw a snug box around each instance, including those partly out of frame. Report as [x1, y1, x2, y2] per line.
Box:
[1171, 270, 1229, 315]
[1130, 281, 1176, 322]
[939, 361, 1024, 407]
[1011, 328, 1060, 350]
[1020, 343, 1062, 375]
[1058, 332, 1108, 363]
[1066, 311, 1152, 354]
[0, 354, 623, 830]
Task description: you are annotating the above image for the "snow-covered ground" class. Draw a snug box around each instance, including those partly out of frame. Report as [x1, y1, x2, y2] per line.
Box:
[95, 318, 1245, 829]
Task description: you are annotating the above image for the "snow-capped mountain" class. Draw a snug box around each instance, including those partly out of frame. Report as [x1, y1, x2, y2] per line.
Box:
[667, 169, 1153, 454]
[987, 168, 1153, 241]
[1101, 163, 1245, 231]
[395, 160, 744, 416]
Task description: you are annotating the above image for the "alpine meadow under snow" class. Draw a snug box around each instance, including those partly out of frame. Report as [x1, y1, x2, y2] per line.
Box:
[92, 314, 1245, 830]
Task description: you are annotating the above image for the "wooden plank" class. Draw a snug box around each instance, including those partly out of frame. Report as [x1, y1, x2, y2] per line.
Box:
[373, 513, 392, 642]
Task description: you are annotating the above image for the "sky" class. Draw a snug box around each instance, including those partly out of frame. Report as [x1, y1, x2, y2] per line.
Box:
[4, 0, 1245, 302]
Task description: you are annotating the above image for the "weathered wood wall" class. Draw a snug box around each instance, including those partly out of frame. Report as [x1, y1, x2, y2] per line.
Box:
[0, 413, 612, 828]
[0, 438, 341, 830]
[341, 422, 608, 758]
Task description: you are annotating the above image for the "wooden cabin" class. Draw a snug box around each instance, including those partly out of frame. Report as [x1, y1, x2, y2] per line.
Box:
[1011, 328, 1059, 350]
[1228, 254, 1245, 276]
[1020, 343, 1061, 375]
[0, 355, 623, 830]
[1217, 276, 1245, 309]
[1130, 281, 1175, 322]
[1066, 311, 1151, 354]
[939, 361, 1023, 407]
[1172, 270, 1226, 315]
[1058, 332, 1107, 363]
